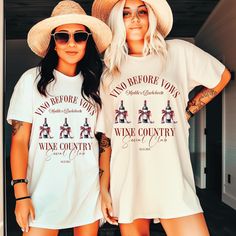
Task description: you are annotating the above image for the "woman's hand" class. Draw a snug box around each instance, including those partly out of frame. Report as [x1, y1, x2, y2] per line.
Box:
[15, 198, 35, 233]
[101, 190, 118, 225]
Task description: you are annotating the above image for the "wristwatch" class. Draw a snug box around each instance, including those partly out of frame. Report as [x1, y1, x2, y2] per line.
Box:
[11, 179, 28, 186]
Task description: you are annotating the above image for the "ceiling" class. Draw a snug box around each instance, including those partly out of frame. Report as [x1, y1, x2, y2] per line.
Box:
[6, 0, 220, 39]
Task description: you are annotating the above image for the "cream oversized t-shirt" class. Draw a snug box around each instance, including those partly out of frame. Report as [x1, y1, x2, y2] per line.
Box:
[97, 39, 225, 223]
[7, 68, 102, 229]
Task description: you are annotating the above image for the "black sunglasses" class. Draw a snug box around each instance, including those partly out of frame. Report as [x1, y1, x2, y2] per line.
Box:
[51, 31, 92, 44]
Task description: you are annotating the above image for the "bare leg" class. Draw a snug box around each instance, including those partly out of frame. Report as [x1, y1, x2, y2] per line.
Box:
[119, 219, 150, 236]
[23, 228, 59, 236]
[73, 220, 99, 236]
[160, 213, 210, 236]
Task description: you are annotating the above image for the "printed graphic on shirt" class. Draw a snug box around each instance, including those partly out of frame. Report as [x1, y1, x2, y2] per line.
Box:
[161, 100, 177, 124]
[109, 75, 180, 98]
[60, 118, 73, 139]
[138, 100, 154, 124]
[111, 75, 179, 151]
[35, 96, 97, 164]
[115, 100, 131, 124]
[34, 95, 96, 116]
[80, 118, 93, 139]
[39, 118, 53, 139]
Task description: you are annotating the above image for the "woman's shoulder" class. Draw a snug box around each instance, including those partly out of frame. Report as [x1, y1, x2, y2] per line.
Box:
[14, 67, 40, 90]
[166, 39, 197, 53]
[166, 38, 195, 47]
[17, 67, 40, 84]
[20, 67, 40, 80]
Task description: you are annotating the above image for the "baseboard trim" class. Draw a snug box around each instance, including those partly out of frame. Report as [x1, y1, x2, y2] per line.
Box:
[222, 192, 236, 210]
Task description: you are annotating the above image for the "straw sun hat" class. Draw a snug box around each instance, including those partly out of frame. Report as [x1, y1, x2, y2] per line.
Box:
[27, 0, 112, 57]
[92, 0, 173, 38]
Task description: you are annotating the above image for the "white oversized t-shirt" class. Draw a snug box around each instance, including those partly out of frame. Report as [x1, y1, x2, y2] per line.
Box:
[97, 39, 225, 223]
[7, 68, 102, 229]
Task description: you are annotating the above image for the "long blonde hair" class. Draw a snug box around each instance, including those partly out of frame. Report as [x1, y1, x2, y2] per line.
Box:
[102, 0, 167, 88]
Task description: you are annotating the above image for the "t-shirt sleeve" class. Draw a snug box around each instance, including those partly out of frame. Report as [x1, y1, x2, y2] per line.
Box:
[178, 40, 225, 91]
[95, 83, 114, 139]
[7, 69, 34, 125]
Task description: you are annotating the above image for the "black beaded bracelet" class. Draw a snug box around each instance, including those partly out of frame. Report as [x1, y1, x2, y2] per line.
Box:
[11, 178, 28, 186]
[15, 196, 31, 201]
[186, 108, 194, 118]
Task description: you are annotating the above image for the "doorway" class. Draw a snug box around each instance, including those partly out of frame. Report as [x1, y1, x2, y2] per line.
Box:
[206, 93, 222, 198]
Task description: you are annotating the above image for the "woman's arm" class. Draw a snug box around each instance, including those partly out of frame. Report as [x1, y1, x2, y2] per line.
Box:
[99, 133, 111, 193]
[97, 133, 118, 225]
[10, 120, 35, 232]
[186, 68, 231, 119]
[11, 121, 31, 198]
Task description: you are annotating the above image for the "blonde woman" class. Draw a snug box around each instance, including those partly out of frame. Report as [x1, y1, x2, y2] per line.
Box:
[92, 0, 231, 235]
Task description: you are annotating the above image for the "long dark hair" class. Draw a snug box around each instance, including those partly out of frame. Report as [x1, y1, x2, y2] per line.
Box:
[37, 28, 102, 107]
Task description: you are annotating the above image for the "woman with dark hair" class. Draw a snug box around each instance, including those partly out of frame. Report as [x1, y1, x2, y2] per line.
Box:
[7, 1, 111, 235]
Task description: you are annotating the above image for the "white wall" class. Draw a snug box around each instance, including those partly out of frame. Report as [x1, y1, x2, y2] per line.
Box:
[0, 0, 4, 234]
[196, 0, 236, 209]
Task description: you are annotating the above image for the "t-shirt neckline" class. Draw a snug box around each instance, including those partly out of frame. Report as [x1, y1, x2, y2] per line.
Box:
[126, 53, 155, 62]
[53, 69, 82, 81]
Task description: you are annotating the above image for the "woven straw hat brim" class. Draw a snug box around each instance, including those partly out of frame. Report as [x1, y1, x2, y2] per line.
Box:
[27, 14, 112, 57]
[92, 0, 173, 38]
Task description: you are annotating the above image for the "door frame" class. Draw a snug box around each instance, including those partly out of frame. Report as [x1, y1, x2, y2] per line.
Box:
[0, 0, 4, 234]
[190, 100, 206, 189]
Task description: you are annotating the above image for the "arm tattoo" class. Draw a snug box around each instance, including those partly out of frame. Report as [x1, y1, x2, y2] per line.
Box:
[99, 168, 104, 177]
[188, 88, 218, 113]
[99, 134, 111, 155]
[12, 120, 23, 135]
